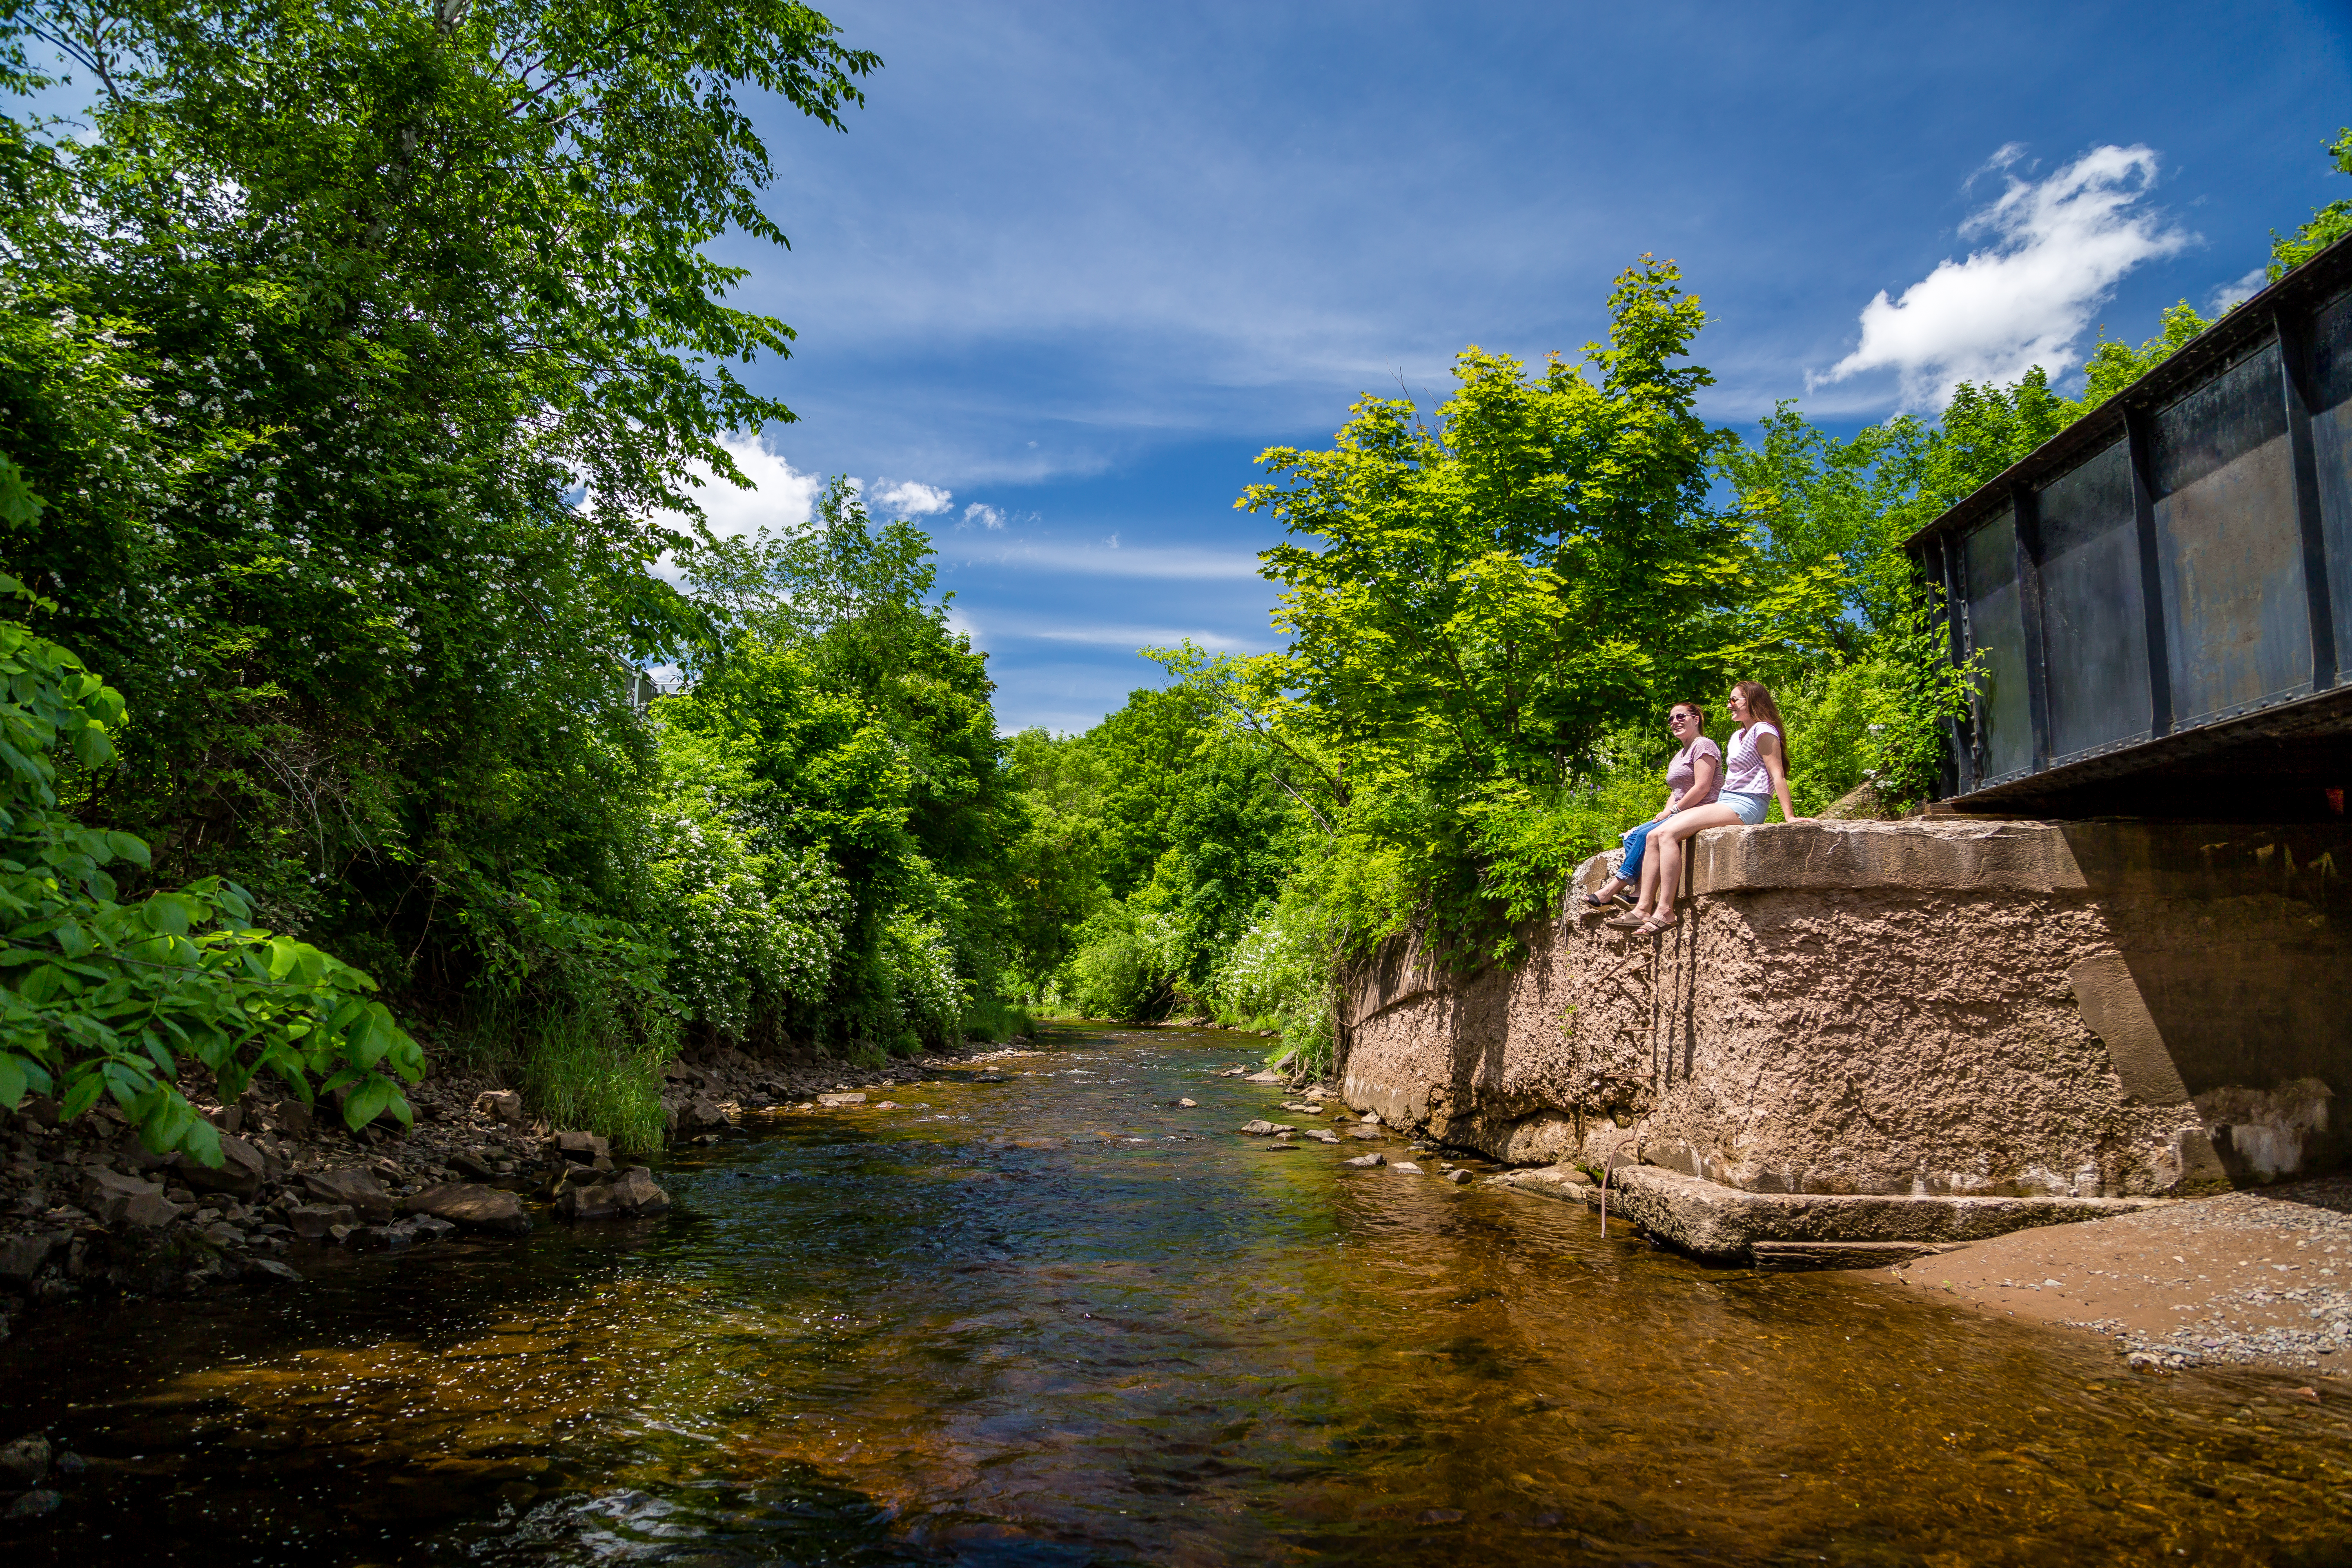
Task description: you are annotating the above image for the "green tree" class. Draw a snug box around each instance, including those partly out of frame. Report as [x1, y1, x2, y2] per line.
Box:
[0, 0, 875, 1018]
[2272, 127, 2352, 278]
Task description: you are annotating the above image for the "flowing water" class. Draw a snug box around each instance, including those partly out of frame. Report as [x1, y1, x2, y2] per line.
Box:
[6, 1025, 2352, 1566]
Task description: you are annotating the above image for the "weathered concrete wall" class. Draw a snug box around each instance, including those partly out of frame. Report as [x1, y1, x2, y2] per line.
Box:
[1339, 820, 2350, 1199]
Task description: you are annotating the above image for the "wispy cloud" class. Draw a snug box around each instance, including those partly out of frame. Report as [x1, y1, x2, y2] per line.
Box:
[2208, 267, 2268, 316]
[962, 502, 1007, 530]
[869, 478, 955, 516]
[940, 539, 1263, 580]
[1816, 144, 2194, 409]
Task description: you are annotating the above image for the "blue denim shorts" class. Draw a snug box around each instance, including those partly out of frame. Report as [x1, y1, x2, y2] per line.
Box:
[1722, 790, 1769, 826]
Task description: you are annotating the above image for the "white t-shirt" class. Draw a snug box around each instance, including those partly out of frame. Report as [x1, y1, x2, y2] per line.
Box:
[1724, 721, 1781, 796]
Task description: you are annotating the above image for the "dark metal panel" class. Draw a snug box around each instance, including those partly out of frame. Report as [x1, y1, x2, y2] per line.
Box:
[2124, 403, 2174, 737]
[2036, 439, 2154, 761]
[2150, 338, 2308, 727]
[1962, 505, 2032, 783]
[2306, 284, 2352, 685]
[2012, 483, 2054, 771]
[2276, 307, 2339, 689]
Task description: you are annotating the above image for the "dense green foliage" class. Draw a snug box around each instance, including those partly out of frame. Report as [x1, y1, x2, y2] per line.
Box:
[0, 509, 420, 1160]
[0, 0, 1047, 1148]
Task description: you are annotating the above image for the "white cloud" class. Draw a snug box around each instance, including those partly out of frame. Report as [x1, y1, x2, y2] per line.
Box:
[2208, 267, 2268, 316]
[1817, 145, 2194, 409]
[962, 502, 1007, 530]
[871, 478, 955, 516]
[683, 433, 825, 541]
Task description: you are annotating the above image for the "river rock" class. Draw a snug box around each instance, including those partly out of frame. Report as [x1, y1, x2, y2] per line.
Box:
[554, 1167, 670, 1221]
[288, 1203, 356, 1239]
[1177, 1098, 1197, 1107]
[1446, 1169, 1474, 1185]
[270, 1099, 314, 1136]
[245, 1258, 303, 1286]
[1391, 1162, 1424, 1174]
[555, 1130, 611, 1163]
[1358, 1111, 1383, 1127]
[1305, 1130, 1340, 1144]
[816, 1092, 866, 1108]
[403, 1183, 531, 1235]
[180, 1134, 267, 1200]
[1348, 1126, 1384, 1140]
[302, 1169, 394, 1223]
[473, 1090, 525, 1124]
[1243, 1070, 1285, 1084]
[81, 1169, 182, 1228]
[1238, 1120, 1297, 1136]
[1343, 1153, 1387, 1167]
[0, 1232, 64, 1284]
[0, 1432, 49, 1486]
[675, 1095, 733, 1133]
[6, 1488, 60, 1521]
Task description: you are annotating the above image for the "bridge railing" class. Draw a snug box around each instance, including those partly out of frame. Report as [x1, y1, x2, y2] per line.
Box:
[1906, 236, 2352, 806]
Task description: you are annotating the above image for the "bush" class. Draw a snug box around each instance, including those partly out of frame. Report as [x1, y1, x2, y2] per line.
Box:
[1211, 894, 1336, 1080]
[644, 725, 848, 1043]
[0, 573, 421, 1161]
[1060, 902, 1181, 1020]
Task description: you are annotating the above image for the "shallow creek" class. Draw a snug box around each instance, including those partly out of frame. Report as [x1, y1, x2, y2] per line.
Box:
[6, 1024, 2352, 1566]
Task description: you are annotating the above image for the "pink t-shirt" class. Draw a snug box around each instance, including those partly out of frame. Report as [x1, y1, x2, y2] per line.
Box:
[1664, 737, 1722, 810]
[1724, 721, 1781, 795]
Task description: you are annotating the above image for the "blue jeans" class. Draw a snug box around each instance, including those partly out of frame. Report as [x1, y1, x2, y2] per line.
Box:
[1617, 819, 1662, 884]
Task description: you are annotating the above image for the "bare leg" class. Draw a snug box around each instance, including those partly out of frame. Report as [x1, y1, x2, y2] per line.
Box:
[1648, 804, 1743, 921]
[1633, 843, 1664, 915]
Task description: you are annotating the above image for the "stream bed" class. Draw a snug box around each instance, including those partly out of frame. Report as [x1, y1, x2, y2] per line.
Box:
[4, 1024, 2351, 1566]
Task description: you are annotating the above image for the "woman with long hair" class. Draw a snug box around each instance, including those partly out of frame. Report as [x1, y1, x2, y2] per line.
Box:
[1582, 701, 1720, 916]
[1613, 679, 1803, 937]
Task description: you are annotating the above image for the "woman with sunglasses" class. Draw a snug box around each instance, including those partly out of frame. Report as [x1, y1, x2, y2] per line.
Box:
[1615, 679, 1802, 937]
[1582, 701, 1720, 915]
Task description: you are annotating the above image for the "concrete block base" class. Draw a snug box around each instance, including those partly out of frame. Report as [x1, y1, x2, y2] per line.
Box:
[1496, 1163, 2170, 1264]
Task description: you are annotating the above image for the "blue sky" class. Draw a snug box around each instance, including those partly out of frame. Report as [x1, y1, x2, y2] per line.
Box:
[45, 2, 2352, 732]
[693, 0, 2350, 732]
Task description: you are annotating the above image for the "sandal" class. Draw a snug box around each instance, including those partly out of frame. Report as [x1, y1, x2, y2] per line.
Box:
[1581, 889, 1631, 910]
[1603, 911, 1651, 929]
[1632, 913, 1679, 936]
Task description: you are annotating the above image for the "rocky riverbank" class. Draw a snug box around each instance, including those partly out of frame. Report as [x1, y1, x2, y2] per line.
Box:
[0, 1035, 1022, 1348]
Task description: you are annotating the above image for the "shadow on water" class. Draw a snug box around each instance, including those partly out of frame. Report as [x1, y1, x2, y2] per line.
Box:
[5, 1024, 2352, 1566]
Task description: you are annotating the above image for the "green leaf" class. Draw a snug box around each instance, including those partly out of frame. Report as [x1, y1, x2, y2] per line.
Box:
[0, 1053, 24, 1110]
[59, 1071, 102, 1122]
[341, 1075, 392, 1131]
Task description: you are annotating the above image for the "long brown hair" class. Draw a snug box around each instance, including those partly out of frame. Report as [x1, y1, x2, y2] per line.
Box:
[1731, 680, 1790, 772]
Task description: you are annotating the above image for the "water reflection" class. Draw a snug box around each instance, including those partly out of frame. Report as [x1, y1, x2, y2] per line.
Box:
[5, 1025, 2350, 1566]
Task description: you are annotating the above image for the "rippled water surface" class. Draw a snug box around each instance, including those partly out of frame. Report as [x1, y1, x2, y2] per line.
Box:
[7, 1025, 2352, 1566]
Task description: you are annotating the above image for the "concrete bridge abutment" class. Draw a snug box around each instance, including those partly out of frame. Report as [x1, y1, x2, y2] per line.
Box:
[1337, 818, 2350, 1258]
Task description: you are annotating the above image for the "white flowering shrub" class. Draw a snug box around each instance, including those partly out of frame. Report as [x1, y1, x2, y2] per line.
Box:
[1061, 903, 1183, 1021]
[1211, 899, 1336, 1075]
[883, 909, 970, 1048]
[645, 728, 847, 1042]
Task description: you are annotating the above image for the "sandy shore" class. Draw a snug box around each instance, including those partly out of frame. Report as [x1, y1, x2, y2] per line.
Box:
[1879, 1173, 2352, 1376]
